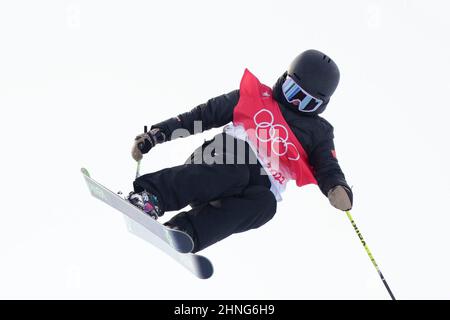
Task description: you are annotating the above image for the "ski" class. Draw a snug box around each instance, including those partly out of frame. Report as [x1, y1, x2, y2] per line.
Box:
[81, 167, 214, 279]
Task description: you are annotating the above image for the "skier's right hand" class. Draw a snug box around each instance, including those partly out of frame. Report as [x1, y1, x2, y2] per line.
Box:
[131, 128, 166, 161]
[327, 185, 353, 211]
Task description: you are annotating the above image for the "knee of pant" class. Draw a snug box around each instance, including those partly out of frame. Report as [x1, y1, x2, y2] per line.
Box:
[133, 177, 146, 193]
[249, 188, 277, 229]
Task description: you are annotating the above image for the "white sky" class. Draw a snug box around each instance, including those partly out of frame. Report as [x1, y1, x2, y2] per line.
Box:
[1, 0, 450, 299]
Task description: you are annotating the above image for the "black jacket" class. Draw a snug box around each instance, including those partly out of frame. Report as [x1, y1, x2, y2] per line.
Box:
[151, 73, 352, 200]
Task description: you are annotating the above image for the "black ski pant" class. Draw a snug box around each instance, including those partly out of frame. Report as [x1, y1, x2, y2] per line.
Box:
[133, 134, 277, 252]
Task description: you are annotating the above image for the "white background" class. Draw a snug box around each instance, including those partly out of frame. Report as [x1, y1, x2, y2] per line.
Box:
[1, 0, 449, 299]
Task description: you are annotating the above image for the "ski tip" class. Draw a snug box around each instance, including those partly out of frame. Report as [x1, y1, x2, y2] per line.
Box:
[195, 255, 214, 280]
[81, 167, 91, 177]
[170, 229, 195, 254]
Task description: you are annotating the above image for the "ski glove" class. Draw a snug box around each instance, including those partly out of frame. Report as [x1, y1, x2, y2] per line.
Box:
[131, 128, 166, 161]
[327, 185, 353, 211]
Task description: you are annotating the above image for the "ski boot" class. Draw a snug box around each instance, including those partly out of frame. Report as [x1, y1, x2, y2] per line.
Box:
[127, 191, 163, 220]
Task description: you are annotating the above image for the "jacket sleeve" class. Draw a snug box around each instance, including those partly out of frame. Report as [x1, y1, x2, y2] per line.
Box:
[150, 90, 239, 141]
[308, 123, 352, 200]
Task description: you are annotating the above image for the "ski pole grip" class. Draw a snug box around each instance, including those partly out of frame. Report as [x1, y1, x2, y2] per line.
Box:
[138, 126, 148, 151]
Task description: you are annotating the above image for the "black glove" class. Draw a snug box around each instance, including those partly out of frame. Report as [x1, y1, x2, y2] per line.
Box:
[131, 128, 166, 161]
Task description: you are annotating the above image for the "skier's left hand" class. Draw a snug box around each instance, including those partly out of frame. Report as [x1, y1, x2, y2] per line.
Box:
[328, 185, 353, 211]
[131, 128, 166, 161]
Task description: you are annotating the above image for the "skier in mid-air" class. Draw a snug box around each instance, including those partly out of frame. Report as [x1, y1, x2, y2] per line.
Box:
[128, 49, 353, 253]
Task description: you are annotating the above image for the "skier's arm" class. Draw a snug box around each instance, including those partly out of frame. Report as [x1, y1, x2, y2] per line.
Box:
[151, 90, 240, 141]
[309, 128, 353, 209]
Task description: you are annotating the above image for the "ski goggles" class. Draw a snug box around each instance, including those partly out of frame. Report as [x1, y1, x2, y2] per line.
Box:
[282, 75, 323, 112]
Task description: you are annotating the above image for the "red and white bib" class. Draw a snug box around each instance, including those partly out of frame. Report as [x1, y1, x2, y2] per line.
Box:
[225, 69, 317, 200]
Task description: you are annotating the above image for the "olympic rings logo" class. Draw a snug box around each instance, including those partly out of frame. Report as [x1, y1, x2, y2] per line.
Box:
[253, 109, 300, 161]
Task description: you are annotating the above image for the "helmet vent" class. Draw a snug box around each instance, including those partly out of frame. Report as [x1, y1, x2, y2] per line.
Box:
[322, 55, 331, 63]
[317, 91, 326, 97]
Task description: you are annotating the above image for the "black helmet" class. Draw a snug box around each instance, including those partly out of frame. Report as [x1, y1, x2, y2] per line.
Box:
[287, 49, 340, 104]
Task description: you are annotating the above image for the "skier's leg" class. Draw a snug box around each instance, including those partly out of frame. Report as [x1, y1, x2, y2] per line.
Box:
[133, 163, 250, 213]
[165, 185, 277, 252]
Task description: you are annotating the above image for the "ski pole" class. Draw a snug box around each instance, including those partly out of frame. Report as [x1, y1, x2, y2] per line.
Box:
[136, 125, 147, 179]
[136, 159, 141, 179]
[345, 210, 396, 300]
